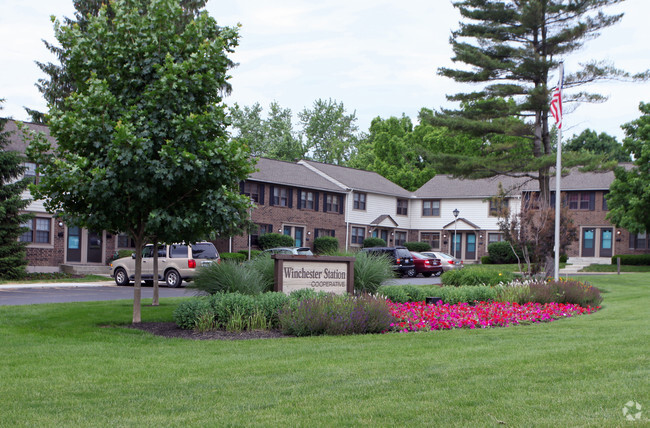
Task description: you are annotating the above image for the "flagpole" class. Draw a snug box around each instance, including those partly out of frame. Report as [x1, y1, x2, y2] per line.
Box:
[553, 62, 564, 281]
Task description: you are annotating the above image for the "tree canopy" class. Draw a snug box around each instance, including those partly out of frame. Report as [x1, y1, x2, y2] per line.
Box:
[27, 0, 254, 322]
[563, 129, 630, 162]
[426, 0, 648, 203]
[606, 102, 650, 233]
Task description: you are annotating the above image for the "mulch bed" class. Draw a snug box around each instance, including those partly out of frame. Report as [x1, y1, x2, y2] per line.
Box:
[125, 322, 290, 340]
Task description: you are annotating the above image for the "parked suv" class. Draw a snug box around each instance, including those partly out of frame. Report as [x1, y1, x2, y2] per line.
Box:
[110, 242, 220, 288]
[361, 246, 416, 277]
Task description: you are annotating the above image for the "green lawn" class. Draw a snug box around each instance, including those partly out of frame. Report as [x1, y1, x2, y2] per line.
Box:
[0, 274, 110, 284]
[1, 275, 648, 427]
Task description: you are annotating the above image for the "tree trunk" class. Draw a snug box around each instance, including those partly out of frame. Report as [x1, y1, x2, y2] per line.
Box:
[544, 254, 555, 279]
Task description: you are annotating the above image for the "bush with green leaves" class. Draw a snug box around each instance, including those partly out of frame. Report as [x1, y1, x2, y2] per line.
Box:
[378, 285, 496, 304]
[313, 236, 338, 254]
[612, 254, 650, 266]
[495, 278, 602, 307]
[403, 242, 431, 252]
[441, 267, 514, 287]
[362, 237, 386, 248]
[246, 253, 275, 290]
[258, 233, 294, 249]
[219, 252, 246, 263]
[237, 249, 262, 260]
[107, 249, 134, 265]
[173, 297, 213, 330]
[353, 250, 395, 294]
[278, 293, 395, 336]
[481, 256, 493, 264]
[487, 241, 522, 264]
[188, 260, 271, 295]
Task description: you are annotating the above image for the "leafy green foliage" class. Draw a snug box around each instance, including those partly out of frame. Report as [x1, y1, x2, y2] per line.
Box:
[378, 285, 497, 305]
[353, 251, 395, 295]
[220, 252, 247, 263]
[362, 237, 386, 248]
[403, 241, 431, 252]
[189, 260, 271, 295]
[246, 253, 275, 289]
[258, 233, 294, 249]
[173, 297, 212, 330]
[238, 249, 262, 260]
[564, 129, 630, 162]
[0, 107, 32, 279]
[313, 236, 338, 254]
[487, 241, 522, 264]
[495, 279, 602, 307]
[606, 102, 650, 233]
[278, 293, 395, 336]
[441, 267, 514, 287]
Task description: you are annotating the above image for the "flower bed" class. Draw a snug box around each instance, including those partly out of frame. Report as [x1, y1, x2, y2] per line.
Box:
[389, 301, 599, 332]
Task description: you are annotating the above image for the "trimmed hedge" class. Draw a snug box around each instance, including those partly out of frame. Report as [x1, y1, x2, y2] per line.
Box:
[313, 236, 338, 254]
[403, 242, 431, 252]
[612, 254, 650, 266]
[258, 233, 294, 249]
[220, 252, 246, 262]
[378, 284, 497, 305]
[237, 249, 262, 260]
[362, 237, 386, 248]
[441, 267, 514, 287]
[487, 241, 522, 264]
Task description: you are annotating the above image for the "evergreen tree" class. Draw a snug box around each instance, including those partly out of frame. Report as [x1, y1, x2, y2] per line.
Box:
[0, 101, 33, 279]
[427, 0, 648, 203]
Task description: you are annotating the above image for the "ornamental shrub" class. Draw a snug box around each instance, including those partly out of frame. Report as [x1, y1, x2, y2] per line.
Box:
[481, 256, 493, 264]
[258, 233, 294, 249]
[403, 241, 431, 252]
[220, 252, 246, 263]
[173, 297, 213, 330]
[210, 293, 258, 328]
[487, 241, 522, 264]
[278, 293, 395, 336]
[246, 253, 275, 292]
[313, 236, 339, 254]
[612, 254, 650, 266]
[528, 279, 602, 307]
[377, 285, 496, 304]
[441, 267, 514, 287]
[257, 292, 290, 328]
[189, 260, 270, 295]
[354, 251, 395, 295]
[237, 249, 262, 260]
[362, 237, 386, 248]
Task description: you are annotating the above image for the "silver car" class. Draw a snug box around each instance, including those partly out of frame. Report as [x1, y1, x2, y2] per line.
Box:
[420, 251, 464, 272]
[110, 242, 220, 288]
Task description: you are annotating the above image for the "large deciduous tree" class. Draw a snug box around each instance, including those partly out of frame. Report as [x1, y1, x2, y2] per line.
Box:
[427, 0, 648, 204]
[0, 101, 33, 279]
[606, 102, 650, 233]
[563, 129, 630, 162]
[27, 0, 254, 323]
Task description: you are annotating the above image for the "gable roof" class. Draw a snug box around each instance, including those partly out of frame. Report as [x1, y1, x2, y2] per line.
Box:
[3, 119, 57, 153]
[249, 157, 345, 193]
[370, 215, 399, 227]
[415, 174, 528, 199]
[299, 160, 412, 198]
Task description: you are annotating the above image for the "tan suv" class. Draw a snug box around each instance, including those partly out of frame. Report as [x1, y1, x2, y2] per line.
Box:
[110, 242, 220, 288]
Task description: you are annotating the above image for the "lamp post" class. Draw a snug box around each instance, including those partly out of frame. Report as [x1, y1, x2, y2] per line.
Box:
[453, 208, 459, 258]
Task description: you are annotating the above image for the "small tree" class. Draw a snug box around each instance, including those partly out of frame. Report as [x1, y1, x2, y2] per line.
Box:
[0, 103, 33, 279]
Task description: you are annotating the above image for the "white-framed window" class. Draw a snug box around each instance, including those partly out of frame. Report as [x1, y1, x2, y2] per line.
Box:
[19, 217, 51, 244]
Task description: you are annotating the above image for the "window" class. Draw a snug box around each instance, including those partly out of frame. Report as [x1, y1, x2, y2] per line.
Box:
[242, 182, 260, 203]
[422, 200, 440, 217]
[397, 199, 408, 216]
[19, 217, 51, 243]
[169, 244, 188, 258]
[602, 191, 609, 211]
[23, 162, 39, 184]
[395, 231, 407, 246]
[420, 232, 440, 249]
[272, 187, 289, 207]
[629, 232, 648, 250]
[117, 233, 135, 248]
[300, 191, 314, 210]
[326, 194, 339, 212]
[567, 192, 594, 210]
[144, 245, 167, 258]
[251, 224, 273, 246]
[488, 233, 504, 244]
[489, 199, 508, 217]
[315, 229, 335, 238]
[353, 192, 366, 210]
[351, 227, 365, 245]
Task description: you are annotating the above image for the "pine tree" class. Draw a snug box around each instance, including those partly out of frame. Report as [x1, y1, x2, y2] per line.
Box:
[427, 0, 648, 203]
[0, 101, 33, 279]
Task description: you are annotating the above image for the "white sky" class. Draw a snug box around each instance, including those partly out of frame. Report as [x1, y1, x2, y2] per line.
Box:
[1, 0, 649, 141]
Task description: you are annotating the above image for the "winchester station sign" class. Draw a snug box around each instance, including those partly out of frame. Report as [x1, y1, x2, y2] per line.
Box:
[272, 255, 355, 295]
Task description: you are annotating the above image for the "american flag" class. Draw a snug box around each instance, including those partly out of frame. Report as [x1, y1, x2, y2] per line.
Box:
[550, 63, 564, 128]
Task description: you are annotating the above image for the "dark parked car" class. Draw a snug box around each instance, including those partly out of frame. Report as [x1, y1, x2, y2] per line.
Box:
[410, 252, 443, 277]
[361, 246, 416, 277]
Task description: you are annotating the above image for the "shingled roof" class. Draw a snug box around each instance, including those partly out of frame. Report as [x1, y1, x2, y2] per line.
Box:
[3, 119, 57, 153]
[249, 157, 345, 193]
[300, 160, 412, 198]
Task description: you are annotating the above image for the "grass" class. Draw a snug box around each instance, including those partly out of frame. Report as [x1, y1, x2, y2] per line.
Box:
[581, 264, 650, 273]
[0, 274, 110, 284]
[468, 262, 566, 273]
[1, 275, 649, 426]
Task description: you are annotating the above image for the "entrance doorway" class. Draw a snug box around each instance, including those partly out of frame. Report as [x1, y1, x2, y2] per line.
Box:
[582, 228, 596, 257]
[87, 230, 103, 263]
[66, 226, 81, 262]
[283, 225, 305, 247]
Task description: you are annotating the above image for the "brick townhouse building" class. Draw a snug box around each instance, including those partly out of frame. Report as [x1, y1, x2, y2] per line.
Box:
[5, 119, 649, 272]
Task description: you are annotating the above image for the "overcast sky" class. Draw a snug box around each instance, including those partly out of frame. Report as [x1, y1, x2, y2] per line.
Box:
[1, 0, 649, 141]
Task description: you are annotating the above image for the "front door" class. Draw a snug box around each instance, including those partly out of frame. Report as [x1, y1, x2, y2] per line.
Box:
[87, 230, 103, 263]
[294, 227, 304, 247]
[451, 232, 462, 259]
[600, 228, 613, 257]
[465, 233, 476, 260]
[66, 226, 81, 262]
[582, 228, 595, 257]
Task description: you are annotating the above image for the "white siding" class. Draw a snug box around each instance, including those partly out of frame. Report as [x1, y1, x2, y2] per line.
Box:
[346, 193, 411, 229]
[411, 198, 518, 231]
